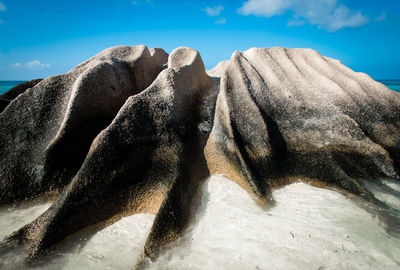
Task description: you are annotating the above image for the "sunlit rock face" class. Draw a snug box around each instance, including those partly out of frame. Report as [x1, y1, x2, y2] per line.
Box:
[0, 45, 399, 269]
[205, 47, 400, 203]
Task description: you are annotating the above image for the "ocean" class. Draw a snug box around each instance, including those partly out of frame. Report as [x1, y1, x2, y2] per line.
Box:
[1, 80, 400, 95]
[378, 80, 400, 92]
[0, 81, 26, 94]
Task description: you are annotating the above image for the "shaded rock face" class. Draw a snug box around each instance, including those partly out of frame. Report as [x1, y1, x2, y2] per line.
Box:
[0, 79, 43, 113]
[0, 45, 167, 202]
[0, 46, 399, 268]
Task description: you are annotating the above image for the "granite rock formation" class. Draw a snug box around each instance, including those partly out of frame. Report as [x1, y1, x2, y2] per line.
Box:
[0, 45, 399, 268]
[205, 47, 400, 203]
[0, 45, 167, 202]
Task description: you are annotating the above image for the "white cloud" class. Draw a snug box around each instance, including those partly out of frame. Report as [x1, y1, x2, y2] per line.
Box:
[0, 2, 6, 25]
[204, 5, 224, 17]
[238, 0, 369, 31]
[11, 62, 21, 68]
[375, 12, 386, 23]
[324, 5, 368, 32]
[238, 0, 290, 17]
[215, 18, 227, 25]
[287, 19, 305, 27]
[25, 60, 51, 69]
[11, 60, 51, 70]
[0, 2, 6, 11]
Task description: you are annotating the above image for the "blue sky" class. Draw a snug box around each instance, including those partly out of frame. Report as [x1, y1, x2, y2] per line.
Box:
[0, 0, 399, 80]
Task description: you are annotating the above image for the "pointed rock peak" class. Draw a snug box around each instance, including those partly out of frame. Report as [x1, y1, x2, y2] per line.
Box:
[207, 60, 229, 77]
[168, 47, 211, 91]
[150, 47, 169, 60]
[149, 47, 169, 72]
[168, 47, 203, 71]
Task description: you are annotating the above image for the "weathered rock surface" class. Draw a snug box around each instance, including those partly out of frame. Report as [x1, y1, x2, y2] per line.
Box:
[0, 79, 43, 113]
[205, 47, 400, 203]
[0, 45, 167, 202]
[0, 46, 399, 268]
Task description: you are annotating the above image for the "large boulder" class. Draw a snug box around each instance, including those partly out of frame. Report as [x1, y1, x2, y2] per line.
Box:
[0, 46, 399, 268]
[7, 47, 216, 262]
[0, 45, 167, 203]
[205, 47, 400, 203]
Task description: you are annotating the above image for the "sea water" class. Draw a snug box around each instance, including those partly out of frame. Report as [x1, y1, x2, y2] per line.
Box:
[0, 81, 25, 95]
[378, 80, 400, 92]
[1, 175, 399, 269]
